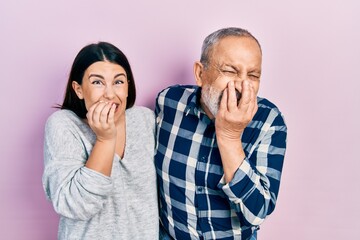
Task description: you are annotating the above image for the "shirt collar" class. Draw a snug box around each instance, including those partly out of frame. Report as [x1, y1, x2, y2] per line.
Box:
[184, 86, 213, 124]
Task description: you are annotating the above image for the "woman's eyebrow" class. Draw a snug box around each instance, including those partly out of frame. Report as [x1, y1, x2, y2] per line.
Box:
[114, 73, 126, 79]
[88, 74, 104, 79]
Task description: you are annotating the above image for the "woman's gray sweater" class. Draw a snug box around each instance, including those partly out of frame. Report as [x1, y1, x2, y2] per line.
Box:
[42, 106, 159, 239]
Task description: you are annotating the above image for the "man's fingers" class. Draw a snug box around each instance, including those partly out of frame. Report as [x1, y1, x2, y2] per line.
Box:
[246, 86, 255, 113]
[227, 81, 238, 110]
[249, 84, 258, 116]
[234, 81, 242, 104]
[239, 80, 251, 107]
[219, 87, 228, 113]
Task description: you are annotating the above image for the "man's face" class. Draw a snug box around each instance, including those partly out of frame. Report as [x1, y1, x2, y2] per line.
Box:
[197, 36, 262, 117]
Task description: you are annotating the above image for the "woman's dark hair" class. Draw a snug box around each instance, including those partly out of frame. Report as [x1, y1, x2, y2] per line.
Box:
[60, 42, 136, 118]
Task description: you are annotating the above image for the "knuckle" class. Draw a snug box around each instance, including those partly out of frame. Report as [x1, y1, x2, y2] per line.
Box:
[93, 108, 101, 115]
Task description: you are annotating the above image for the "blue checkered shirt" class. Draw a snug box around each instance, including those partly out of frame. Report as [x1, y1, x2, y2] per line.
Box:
[155, 85, 287, 240]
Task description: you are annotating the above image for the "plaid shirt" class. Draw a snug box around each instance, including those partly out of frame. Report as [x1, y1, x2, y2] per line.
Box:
[155, 85, 287, 240]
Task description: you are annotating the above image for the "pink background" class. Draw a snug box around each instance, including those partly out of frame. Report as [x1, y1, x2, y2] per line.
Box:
[1, 0, 359, 239]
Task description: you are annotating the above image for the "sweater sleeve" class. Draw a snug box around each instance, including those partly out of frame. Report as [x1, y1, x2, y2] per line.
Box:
[42, 111, 113, 220]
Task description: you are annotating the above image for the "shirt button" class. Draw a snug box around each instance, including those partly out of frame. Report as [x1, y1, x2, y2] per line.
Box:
[201, 156, 206, 162]
[197, 187, 203, 192]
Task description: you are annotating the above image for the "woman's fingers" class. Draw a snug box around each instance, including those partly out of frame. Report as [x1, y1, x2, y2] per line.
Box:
[88, 101, 115, 126]
[107, 103, 116, 125]
[99, 102, 112, 125]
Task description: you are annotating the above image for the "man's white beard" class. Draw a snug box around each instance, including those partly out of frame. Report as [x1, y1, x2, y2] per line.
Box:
[201, 85, 242, 117]
[201, 84, 222, 117]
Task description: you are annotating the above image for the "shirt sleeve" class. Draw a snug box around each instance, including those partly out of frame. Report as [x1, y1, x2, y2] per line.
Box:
[42, 112, 113, 220]
[218, 112, 287, 227]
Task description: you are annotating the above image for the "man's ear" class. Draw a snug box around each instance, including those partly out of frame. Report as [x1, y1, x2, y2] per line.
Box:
[72, 81, 84, 99]
[194, 61, 204, 87]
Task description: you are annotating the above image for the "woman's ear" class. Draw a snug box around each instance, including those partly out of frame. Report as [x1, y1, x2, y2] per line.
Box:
[72, 81, 84, 99]
[194, 61, 204, 87]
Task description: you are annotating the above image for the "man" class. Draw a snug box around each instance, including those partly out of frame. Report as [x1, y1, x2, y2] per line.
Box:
[155, 27, 287, 240]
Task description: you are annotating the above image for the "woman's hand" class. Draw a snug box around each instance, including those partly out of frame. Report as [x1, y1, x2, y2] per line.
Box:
[86, 101, 117, 142]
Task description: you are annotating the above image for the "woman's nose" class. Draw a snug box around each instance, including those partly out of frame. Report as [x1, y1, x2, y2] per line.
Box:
[104, 86, 115, 99]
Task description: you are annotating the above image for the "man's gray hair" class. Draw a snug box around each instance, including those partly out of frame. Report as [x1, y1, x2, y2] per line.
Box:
[200, 27, 262, 69]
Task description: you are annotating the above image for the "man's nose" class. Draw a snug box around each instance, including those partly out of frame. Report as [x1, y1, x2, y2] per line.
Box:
[234, 74, 251, 88]
[234, 80, 242, 90]
[235, 72, 247, 82]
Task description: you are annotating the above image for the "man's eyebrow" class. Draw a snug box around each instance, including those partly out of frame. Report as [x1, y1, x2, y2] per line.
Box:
[249, 68, 262, 74]
[222, 64, 238, 71]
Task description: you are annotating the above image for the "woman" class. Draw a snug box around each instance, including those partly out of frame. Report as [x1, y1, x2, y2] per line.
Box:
[42, 42, 158, 239]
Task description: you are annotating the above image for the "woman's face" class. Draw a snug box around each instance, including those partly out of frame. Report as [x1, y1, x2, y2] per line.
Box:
[72, 61, 128, 123]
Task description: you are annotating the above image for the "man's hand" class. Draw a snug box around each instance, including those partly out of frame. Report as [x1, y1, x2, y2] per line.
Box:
[215, 80, 258, 183]
[215, 80, 258, 141]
